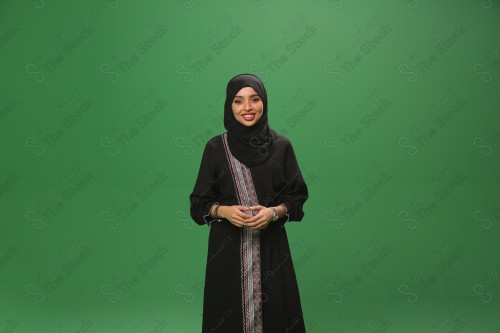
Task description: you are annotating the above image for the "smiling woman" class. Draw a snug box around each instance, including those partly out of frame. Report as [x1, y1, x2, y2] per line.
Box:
[189, 73, 309, 333]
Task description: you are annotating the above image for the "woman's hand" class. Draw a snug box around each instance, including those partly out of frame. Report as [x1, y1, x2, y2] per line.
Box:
[218, 205, 253, 228]
[244, 205, 274, 229]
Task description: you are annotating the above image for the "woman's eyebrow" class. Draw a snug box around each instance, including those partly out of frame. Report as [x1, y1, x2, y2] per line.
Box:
[234, 94, 260, 98]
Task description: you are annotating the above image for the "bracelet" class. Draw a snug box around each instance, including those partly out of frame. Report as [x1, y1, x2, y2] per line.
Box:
[214, 205, 220, 219]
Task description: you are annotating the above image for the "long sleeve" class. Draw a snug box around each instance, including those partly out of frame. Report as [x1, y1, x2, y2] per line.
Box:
[189, 141, 221, 227]
[279, 141, 309, 225]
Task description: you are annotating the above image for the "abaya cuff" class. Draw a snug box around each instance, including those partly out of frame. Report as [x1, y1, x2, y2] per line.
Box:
[203, 201, 221, 227]
[278, 203, 290, 229]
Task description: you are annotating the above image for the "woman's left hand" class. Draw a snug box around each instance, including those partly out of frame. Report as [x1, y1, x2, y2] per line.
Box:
[245, 205, 274, 229]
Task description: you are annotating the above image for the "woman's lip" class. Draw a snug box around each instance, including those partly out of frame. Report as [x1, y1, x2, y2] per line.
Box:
[242, 113, 256, 121]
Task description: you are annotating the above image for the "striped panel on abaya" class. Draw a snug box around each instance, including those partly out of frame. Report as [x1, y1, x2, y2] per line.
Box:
[222, 133, 263, 333]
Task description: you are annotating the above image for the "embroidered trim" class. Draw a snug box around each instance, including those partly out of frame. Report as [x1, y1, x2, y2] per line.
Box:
[203, 201, 221, 227]
[221, 133, 263, 333]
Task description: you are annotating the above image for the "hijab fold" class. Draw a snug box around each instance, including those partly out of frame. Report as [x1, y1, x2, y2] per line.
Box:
[223, 74, 277, 167]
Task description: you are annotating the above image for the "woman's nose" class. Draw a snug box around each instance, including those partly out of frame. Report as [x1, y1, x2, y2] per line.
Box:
[244, 100, 251, 110]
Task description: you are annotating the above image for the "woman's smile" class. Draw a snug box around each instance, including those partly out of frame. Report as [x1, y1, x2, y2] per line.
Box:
[242, 113, 256, 121]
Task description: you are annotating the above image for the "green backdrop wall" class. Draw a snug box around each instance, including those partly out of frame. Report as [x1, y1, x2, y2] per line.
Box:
[1, 0, 499, 332]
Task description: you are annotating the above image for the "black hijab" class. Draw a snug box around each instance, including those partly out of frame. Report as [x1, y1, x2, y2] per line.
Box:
[224, 73, 277, 167]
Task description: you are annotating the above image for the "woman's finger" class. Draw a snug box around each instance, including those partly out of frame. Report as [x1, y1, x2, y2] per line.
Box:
[233, 214, 251, 226]
[247, 210, 269, 223]
[248, 205, 265, 210]
[245, 217, 266, 227]
[236, 211, 252, 220]
[229, 217, 244, 228]
[245, 214, 261, 223]
[254, 221, 269, 229]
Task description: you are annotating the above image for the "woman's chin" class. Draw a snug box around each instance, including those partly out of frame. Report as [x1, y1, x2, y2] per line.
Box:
[238, 117, 261, 126]
[240, 122, 256, 126]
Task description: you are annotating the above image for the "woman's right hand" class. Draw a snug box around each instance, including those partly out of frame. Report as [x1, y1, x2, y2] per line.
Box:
[219, 205, 252, 228]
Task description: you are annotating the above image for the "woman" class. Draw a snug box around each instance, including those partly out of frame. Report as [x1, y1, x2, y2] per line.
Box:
[189, 73, 309, 333]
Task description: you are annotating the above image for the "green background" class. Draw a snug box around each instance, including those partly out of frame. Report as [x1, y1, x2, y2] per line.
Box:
[1, 0, 499, 332]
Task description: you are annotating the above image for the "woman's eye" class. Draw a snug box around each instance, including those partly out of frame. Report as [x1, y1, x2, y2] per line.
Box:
[252, 98, 260, 102]
[234, 100, 241, 104]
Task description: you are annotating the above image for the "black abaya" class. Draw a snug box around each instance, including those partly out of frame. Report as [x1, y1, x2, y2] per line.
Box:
[189, 131, 309, 333]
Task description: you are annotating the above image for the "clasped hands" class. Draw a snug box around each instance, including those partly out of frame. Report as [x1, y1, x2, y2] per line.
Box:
[217, 205, 274, 229]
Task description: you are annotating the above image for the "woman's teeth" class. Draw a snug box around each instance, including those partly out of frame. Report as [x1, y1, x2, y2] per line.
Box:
[242, 114, 255, 121]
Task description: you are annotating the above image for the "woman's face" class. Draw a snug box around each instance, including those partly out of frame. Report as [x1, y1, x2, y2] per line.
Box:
[231, 87, 264, 127]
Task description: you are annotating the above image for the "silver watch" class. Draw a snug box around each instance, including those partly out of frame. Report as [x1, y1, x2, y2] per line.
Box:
[271, 207, 278, 221]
